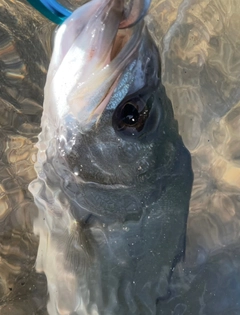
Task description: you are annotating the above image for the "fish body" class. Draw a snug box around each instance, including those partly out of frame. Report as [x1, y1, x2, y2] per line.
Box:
[29, 0, 193, 314]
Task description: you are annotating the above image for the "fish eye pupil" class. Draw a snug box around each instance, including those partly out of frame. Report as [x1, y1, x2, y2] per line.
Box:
[121, 103, 139, 126]
[112, 96, 152, 138]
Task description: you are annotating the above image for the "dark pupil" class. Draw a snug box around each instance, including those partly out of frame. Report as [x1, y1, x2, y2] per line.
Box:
[121, 103, 139, 126]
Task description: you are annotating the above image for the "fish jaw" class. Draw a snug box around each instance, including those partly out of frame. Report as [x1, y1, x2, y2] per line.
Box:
[42, 0, 145, 135]
[44, 0, 121, 128]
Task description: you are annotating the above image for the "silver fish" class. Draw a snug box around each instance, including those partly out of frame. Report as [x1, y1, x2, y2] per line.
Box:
[29, 0, 193, 314]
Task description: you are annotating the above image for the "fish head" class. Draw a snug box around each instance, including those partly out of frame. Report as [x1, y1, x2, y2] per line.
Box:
[42, 0, 192, 221]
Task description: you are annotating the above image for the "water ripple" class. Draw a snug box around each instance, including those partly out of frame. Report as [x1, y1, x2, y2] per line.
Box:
[0, 0, 239, 314]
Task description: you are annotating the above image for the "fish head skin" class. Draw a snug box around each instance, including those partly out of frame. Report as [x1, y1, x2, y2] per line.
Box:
[30, 1, 193, 314]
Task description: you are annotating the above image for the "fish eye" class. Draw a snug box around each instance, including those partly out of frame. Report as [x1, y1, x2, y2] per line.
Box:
[112, 96, 152, 139]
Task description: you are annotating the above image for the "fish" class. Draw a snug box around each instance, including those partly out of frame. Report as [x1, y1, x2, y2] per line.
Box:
[29, 0, 193, 314]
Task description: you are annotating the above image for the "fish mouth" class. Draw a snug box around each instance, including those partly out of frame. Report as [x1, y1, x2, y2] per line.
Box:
[49, 0, 145, 128]
[68, 20, 145, 127]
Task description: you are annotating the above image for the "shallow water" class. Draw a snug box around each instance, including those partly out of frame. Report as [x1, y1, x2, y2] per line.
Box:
[0, 0, 239, 314]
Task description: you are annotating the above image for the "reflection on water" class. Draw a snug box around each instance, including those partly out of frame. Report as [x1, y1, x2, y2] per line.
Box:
[0, 1, 49, 313]
[0, 0, 239, 314]
[151, 0, 240, 313]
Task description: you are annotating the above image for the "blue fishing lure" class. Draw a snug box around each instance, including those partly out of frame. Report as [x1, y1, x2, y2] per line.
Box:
[27, 0, 71, 24]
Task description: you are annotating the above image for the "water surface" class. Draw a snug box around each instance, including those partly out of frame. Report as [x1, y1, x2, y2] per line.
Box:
[0, 0, 239, 314]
